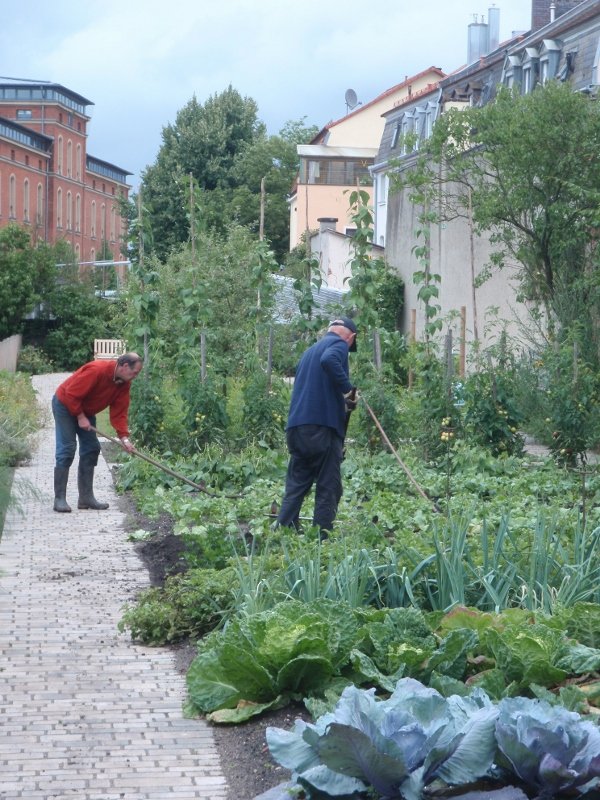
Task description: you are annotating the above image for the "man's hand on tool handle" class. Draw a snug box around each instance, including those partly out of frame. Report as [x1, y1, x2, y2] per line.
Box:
[344, 387, 359, 412]
[77, 413, 92, 431]
[120, 437, 135, 453]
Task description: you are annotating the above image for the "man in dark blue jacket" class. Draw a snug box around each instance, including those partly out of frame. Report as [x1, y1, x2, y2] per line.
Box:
[276, 317, 358, 536]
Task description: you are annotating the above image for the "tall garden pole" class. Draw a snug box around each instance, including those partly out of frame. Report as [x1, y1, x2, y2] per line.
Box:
[137, 190, 149, 369]
[373, 329, 382, 373]
[460, 306, 466, 377]
[408, 309, 416, 389]
[468, 188, 480, 346]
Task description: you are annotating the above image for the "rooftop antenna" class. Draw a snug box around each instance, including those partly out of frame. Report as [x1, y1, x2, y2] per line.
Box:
[345, 88, 361, 114]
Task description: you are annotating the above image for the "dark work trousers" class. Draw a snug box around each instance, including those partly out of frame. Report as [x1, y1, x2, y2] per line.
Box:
[277, 424, 344, 533]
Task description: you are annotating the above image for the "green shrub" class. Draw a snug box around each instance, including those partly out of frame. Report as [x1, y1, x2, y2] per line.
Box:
[118, 566, 238, 645]
[240, 370, 289, 448]
[17, 345, 55, 375]
[0, 371, 38, 466]
[463, 367, 524, 457]
[180, 373, 230, 452]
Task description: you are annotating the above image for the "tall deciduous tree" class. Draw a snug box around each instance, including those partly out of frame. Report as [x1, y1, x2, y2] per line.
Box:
[140, 85, 316, 261]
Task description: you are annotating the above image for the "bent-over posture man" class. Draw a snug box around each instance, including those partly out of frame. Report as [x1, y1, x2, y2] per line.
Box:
[276, 318, 358, 537]
[52, 352, 143, 512]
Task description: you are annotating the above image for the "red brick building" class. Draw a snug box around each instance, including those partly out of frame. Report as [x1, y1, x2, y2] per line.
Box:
[0, 79, 131, 267]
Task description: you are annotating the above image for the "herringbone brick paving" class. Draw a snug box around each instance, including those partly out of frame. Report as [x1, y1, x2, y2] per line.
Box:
[0, 374, 227, 799]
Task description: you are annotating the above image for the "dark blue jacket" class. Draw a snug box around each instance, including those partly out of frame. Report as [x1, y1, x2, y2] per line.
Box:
[287, 332, 354, 439]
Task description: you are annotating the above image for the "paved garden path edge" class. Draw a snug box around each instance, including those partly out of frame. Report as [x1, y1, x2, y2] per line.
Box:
[0, 373, 228, 800]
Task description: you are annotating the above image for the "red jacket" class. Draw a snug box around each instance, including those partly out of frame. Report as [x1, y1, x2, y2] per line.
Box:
[56, 360, 132, 438]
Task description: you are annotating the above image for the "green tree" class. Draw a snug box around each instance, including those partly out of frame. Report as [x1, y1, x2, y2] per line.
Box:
[141, 86, 316, 262]
[141, 86, 264, 258]
[0, 225, 57, 340]
[228, 118, 319, 259]
[399, 81, 600, 364]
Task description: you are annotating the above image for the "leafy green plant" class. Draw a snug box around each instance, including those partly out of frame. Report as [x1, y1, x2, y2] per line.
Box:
[541, 342, 600, 466]
[240, 369, 288, 448]
[16, 345, 55, 375]
[180, 372, 229, 452]
[128, 368, 166, 450]
[463, 365, 523, 457]
[118, 566, 237, 644]
[0, 371, 40, 525]
[186, 599, 363, 723]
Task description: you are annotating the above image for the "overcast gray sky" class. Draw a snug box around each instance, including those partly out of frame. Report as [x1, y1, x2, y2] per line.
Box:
[0, 0, 532, 187]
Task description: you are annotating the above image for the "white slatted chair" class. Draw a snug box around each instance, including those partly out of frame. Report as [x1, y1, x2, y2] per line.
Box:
[93, 339, 126, 360]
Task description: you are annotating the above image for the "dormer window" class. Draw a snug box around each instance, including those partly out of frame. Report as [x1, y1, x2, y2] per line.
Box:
[521, 47, 540, 94]
[391, 122, 401, 149]
[539, 39, 562, 85]
[503, 54, 522, 89]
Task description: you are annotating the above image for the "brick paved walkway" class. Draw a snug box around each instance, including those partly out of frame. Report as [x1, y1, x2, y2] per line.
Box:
[0, 374, 228, 800]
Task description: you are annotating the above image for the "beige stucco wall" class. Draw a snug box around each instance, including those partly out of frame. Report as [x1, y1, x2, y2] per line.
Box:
[386, 184, 525, 361]
[310, 231, 353, 291]
[292, 184, 374, 247]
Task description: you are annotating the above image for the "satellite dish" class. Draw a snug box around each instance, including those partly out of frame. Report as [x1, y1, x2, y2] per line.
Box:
[345, 88, 358, 112]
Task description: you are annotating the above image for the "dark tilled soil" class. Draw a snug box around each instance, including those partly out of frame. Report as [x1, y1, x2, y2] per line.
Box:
[110, 454, 304, 800]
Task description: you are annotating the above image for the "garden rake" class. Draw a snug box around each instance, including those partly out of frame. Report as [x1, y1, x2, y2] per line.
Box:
[91, 426, 244, 500]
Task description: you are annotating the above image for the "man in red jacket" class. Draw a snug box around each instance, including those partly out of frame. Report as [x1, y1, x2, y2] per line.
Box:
[52, 352, 143, 512]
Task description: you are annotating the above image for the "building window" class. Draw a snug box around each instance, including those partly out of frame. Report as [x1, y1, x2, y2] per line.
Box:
[76, 144, 81, 180]
[391, 122, 401, 149]
[110, 206, 116, 242]
[66, 191, 72, 230]
[75, 243, 80, 259]
[67, 140, 72, 178]
[37, 183, 43, 226]
[76, 194, 81, 232]
[16, 109, 32, 120]
[10, 149, 15, 161]
[301, 158, 372, 186]
[57, 188, 63, 228]
[57, 135, 63, 175]
[90, 247, 95, 263]
[23, 179, 30, 223]
[9, 174, 16, 218]
[101, 203, 106, 239]
[91, 201, 96, 237]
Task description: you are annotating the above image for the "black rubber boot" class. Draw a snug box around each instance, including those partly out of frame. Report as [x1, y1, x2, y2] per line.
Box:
[77, 461, 109, 510]
[53, 466, 72, 513]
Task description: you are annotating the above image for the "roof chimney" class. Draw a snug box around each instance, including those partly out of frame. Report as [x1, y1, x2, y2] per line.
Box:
[468, 13, 490, 64]
[531, 0, 581, 31]
[488, 5, 500, 51]
[318, 217, 338, 234]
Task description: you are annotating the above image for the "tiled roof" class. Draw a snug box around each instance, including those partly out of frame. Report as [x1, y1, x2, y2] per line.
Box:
[272, 274, 348, 323]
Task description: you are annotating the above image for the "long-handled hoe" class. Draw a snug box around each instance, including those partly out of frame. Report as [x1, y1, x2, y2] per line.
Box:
[360, 397, 442, 514]
[92, 426, 243, 500]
